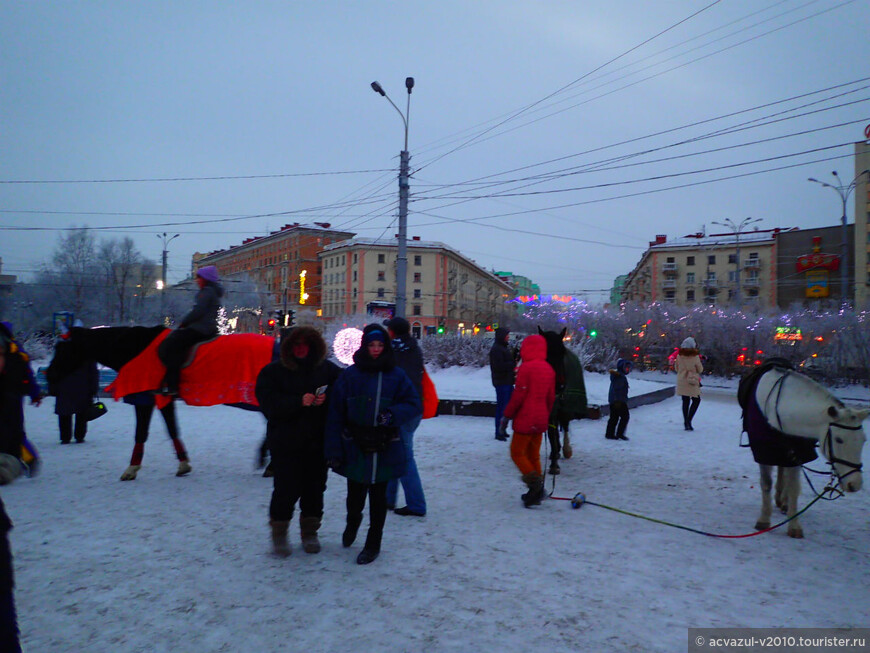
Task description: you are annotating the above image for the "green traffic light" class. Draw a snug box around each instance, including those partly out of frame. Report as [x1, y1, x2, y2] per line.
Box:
[589, 329, 598, 338]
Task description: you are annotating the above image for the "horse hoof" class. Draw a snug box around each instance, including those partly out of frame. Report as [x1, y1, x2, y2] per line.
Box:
[754, 521, 770, 531]
[787, 528, 804, 539]
[176, 461, 192, 477]
[120, 465, 141, 481]
[563, 444, 573, 459]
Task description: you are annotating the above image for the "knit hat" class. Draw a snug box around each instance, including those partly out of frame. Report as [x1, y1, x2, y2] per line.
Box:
[362, 325, 388, 345]
[681, 337, 697, 349]
[616, 358, 632, 374]
[384, 316, 411, 336]
[196, 265, 220, 283]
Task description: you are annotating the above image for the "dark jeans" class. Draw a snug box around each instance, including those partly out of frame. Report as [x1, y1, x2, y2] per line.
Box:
[58, 414, 88, 443]
[606, 401, 630, 438]
[269, 454, 328, 522]
[347, 479, 388, 552]
[157, 328, 211, 390]
[494, 385, 513, 436]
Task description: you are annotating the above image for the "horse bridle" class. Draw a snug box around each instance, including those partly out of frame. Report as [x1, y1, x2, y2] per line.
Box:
[767, 369, 863, 486]
[823, 422, 864, 485]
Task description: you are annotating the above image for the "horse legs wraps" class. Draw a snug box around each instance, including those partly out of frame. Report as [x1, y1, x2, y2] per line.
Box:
[123, 403, 190, 480]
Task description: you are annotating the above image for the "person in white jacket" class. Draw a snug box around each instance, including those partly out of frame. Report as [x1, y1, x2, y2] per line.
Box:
[674, 337, 703, 431]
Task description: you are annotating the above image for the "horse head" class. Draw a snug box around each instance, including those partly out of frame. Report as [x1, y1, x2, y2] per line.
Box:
[822, 404, 868, 492]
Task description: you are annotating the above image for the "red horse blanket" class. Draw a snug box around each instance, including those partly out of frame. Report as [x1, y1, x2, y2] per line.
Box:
[106, 331, 275, 409]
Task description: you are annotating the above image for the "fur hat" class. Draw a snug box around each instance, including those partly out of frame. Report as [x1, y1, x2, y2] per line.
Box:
[196, 265, 220, 283]
[384, 316, 411, 336]
[616, 358, 632, 374]
[680, 337, 697, 349]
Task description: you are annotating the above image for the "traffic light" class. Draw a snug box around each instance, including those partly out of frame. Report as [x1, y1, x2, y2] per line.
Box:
[267, 318, 277, 333]
[589, 329, 598, 338]
[437, 323, 445, 334]
[287, 309, 296, 327]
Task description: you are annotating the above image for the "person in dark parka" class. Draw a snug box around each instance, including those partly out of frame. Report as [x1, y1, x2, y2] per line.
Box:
[489, 327, 515, 441]
[0, 496, 21, 652]
[325, 324, 420, 565]
[384, 317, 426, 517]
[605, 358, 632, 441]
[255, 327, 341, 557]
[157, 265, 224, 395]
[49, 340, 99, 444]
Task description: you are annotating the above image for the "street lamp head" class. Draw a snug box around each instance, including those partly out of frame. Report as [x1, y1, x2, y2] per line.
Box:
[370, 81, 385, 96]
[808, 177, 818, 183]
[405, 77, 415, 93]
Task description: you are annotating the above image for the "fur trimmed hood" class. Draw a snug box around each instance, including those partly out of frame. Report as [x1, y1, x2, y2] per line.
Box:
[279, 326, 327, 370]
[678, 347, 699, 356]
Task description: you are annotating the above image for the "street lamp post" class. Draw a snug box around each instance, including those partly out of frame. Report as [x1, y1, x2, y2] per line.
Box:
[157, 232, 179, 316]
[371, 77, 414, 319]
[808, 170, 870, 305]
[712, 217, 762, 306]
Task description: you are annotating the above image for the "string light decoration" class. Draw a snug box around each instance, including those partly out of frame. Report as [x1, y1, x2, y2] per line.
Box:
[333, 327, 363, 365]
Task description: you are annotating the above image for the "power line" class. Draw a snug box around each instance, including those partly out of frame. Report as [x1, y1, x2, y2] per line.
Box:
[0, 168, 393, 185]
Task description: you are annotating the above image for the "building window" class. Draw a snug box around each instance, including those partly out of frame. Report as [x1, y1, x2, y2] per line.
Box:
[665, 290, 675, 300]
[706, 272, 716, 281]
[413, 272, 421, 283]
[377, 271, 385, 281]
[708, 255, 716, 265]
[748, 288, 759, 297]
[749, 252, 759, 260]
[353, 271, 357, 282]
[353, 253, 358, 264]
[687, 256, 695, 266]
[377, 288, 385, 298]
[412, 304, 421, 316]
[728, 271, 738, 282]
[414, 255, 422, 266]
[686, 272, 695, 284]
[378, 254, 385, 264]
[413, 289, 421, 299]
[666, 256, 675, 263]
[686, 289, 695, 301]
[728, 254, 737, 264]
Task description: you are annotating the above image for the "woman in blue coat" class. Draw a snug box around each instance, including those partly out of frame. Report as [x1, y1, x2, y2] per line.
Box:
[325, 324, 420, 565]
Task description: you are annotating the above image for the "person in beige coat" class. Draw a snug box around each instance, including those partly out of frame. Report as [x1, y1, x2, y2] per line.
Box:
[674, 337, 703, 430]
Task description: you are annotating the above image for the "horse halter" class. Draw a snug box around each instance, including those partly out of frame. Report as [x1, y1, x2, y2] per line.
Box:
[823, 422, 864, 485]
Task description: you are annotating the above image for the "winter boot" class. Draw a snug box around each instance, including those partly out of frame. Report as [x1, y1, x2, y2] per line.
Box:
[342, 513, 363, 548]
[300, 516, 321, 554]
[269, 520, 291, 557]
[357, 527, 383, 565]
[521, 473, 544, 507]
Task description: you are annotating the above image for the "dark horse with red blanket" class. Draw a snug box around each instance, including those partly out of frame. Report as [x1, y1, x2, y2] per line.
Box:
[47, 326, 276, 480]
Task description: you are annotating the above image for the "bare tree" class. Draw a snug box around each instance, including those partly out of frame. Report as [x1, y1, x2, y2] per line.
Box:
[98, 237, 145, 323]
[48, 228, 100, 319]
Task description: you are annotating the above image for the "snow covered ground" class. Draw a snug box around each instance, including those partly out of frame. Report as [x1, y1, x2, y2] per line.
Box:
[4, 367, 869, 652]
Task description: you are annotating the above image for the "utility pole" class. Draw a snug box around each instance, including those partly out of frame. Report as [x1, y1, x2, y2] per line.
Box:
[808, 170, 870, 305]
[157, 232, 179, 316]
[372, 77, 414, 318]
[712, 217, 761, 307]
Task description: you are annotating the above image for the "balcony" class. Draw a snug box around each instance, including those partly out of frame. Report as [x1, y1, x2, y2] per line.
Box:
[703, 278, 718, 288]
[743, 259, 760, 270]
[662, 262, 678, 275]
[662, 279, 677, 289]
[743, 276, 760, 288]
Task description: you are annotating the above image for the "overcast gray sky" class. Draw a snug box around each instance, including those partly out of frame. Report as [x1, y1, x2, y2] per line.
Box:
[2, 1, 869, 304]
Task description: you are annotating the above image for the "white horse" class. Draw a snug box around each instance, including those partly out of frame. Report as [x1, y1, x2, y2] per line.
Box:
[747, 367, 867, 538]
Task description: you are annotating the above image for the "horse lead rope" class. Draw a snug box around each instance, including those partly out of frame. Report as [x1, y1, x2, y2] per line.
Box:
[547, 490, 826, 539]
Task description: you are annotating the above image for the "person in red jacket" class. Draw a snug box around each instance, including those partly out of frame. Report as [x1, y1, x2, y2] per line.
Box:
[500, 334, 555, 508]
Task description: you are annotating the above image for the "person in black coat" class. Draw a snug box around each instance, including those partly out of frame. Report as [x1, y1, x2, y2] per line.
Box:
[605, 358, 632, 441]
[489, 327, 515, 441]
[158, 265, 224, 395]
[384, 317, 426, 517]
[49, 340, 99, 444]
[255, 326, 341, 557]
[0, 496, 21, 652]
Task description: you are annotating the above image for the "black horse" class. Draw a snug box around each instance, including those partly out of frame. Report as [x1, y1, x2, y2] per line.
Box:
[47, 326, 193, 481]
[537, 327, 588, 475]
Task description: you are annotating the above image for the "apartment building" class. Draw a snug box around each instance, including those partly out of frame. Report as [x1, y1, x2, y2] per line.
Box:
[320, 237, 515, 337]
[192, 223, 355, 309]
[622, 229, 787, 309]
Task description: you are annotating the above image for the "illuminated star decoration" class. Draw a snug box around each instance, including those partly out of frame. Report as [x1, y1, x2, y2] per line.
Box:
[333, 327, 363, 366]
